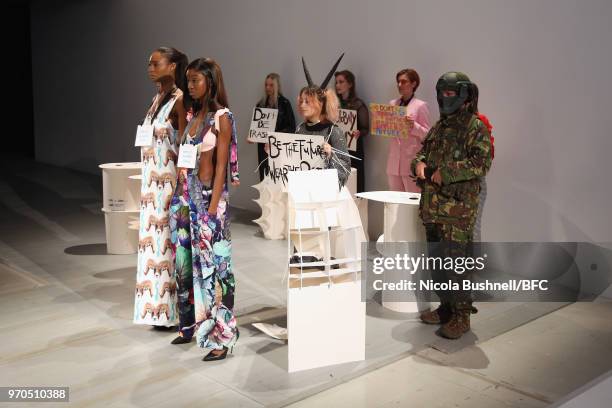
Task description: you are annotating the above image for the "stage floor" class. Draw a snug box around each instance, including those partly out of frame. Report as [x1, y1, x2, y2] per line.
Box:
[1, 158, 611, 407]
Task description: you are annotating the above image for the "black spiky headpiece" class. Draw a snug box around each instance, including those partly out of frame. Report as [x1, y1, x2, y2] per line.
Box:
[301, 53, 345, 89]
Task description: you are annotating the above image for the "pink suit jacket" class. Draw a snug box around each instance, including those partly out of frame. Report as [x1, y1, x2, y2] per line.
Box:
[386, 97, 431, 176]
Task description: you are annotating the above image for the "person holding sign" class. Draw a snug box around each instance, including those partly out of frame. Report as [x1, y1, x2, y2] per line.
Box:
[387, 68, 431, 193]
[335, 70, 369, 192]
[254, 73, 296, 181]
[295, 85, 350, 187]
[295, 54, 351, 187]
[168, 58, 239, 362]
[134, 47, 188, 330]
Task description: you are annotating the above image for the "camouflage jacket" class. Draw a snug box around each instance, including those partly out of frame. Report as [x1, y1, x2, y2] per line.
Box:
[411, 109, 491, 228]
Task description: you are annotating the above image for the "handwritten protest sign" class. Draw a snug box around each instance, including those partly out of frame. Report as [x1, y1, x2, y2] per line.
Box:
[369, 103, 409, 138]
[248, 107, 278, 143]
[267, 132, 326, 187]
[337, 109, 358, 152]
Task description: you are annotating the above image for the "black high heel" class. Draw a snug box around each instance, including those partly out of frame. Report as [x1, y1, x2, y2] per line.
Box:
[171, 335, 192, 345]
[202, 346, 229, 361]
[153, 325, 177, 331]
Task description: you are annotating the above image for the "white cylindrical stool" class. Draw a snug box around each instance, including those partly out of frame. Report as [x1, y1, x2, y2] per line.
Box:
[99, 163, 141, 211]
[102, 209, 140, 254]
[99, 162, 142, 254]
[356, 191, 428, 314]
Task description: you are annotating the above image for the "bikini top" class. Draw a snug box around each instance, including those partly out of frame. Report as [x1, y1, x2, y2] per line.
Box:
[183, 108, 230, 152]
[180, 108, 239, 184]
[201, 108, 230, 152]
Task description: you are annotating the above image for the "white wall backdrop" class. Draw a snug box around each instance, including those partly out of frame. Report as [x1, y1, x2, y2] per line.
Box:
[31, 0, 612, 242]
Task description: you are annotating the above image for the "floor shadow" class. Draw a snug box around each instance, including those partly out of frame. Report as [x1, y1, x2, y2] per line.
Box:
[252, 341, 288, 371]
[429, 330, 480, 353]
[64, 243, 108, 255]
[417, 344, 491, 370]
[234, 305, 287, 321]
[387, 319, 492, 369]
[44, 327, 126, 354]
[366, 296, 418, 320]
[51, 267, 133, 321]
[92, 267, 133, 280]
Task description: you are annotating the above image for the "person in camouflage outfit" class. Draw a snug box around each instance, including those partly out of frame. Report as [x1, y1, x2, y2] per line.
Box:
[411, 72, 491, 339]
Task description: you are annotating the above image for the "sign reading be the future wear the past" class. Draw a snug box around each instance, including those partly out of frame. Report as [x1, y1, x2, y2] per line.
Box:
[266, 132, 326, 187]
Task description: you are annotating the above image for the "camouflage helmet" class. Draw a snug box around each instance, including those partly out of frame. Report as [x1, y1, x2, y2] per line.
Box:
[436, 72, 474, 115]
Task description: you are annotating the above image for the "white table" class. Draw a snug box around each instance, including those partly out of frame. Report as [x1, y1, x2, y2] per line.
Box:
[355, 191, 429, 314]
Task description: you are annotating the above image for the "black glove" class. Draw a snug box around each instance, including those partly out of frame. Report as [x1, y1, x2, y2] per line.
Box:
[424, 166, 437, 180]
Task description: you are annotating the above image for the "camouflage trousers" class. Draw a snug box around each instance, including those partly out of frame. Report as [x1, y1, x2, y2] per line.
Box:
[424, 223, 474, 308]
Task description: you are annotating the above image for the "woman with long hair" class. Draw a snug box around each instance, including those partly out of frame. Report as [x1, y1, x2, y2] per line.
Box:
[335, 70, 369, 192]
[295, 55, 351, 187]
[169, 57, 239, 361]
[295, 86, 351, 186]
[255, 73, 296, 180]
[134, 46, 187, 329]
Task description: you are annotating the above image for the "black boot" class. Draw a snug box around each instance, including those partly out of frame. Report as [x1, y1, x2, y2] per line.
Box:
[438, 303, 475, 340]
[420, 302, 452, 325]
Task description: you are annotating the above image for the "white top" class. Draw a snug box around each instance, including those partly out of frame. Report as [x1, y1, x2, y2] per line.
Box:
[355, 191, 421, 205]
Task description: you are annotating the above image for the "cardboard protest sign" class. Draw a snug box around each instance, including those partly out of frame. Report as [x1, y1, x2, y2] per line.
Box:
[267, 132, 326, 187]
[337, 109, 358, 152]
[369, 103, 409, 138]
[248, 107, 278, 143]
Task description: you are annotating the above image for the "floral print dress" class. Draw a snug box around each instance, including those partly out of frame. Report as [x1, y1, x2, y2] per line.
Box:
[169, 108, 239, 350]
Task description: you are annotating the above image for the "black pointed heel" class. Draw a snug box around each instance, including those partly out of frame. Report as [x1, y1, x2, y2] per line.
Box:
[171, 335, 192, 345]
[202, 347, 229, 361]
[153, 325, 177, 331]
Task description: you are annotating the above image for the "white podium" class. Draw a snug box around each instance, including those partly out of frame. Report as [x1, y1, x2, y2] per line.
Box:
[355, 191, 428, 314]
[253, 167, 368, 242]
[286, 170, 366, 372]
[99, 162, 141, 254]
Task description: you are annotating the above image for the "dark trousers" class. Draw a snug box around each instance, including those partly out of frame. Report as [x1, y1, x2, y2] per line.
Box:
[425, 223, 474, 308]
[350, 136, 365, 193]
[257, 143, 269, 182]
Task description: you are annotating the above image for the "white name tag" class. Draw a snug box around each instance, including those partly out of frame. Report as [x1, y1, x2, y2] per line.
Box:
[177, 144, 197, 168]
[135, 124, 153, 147]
